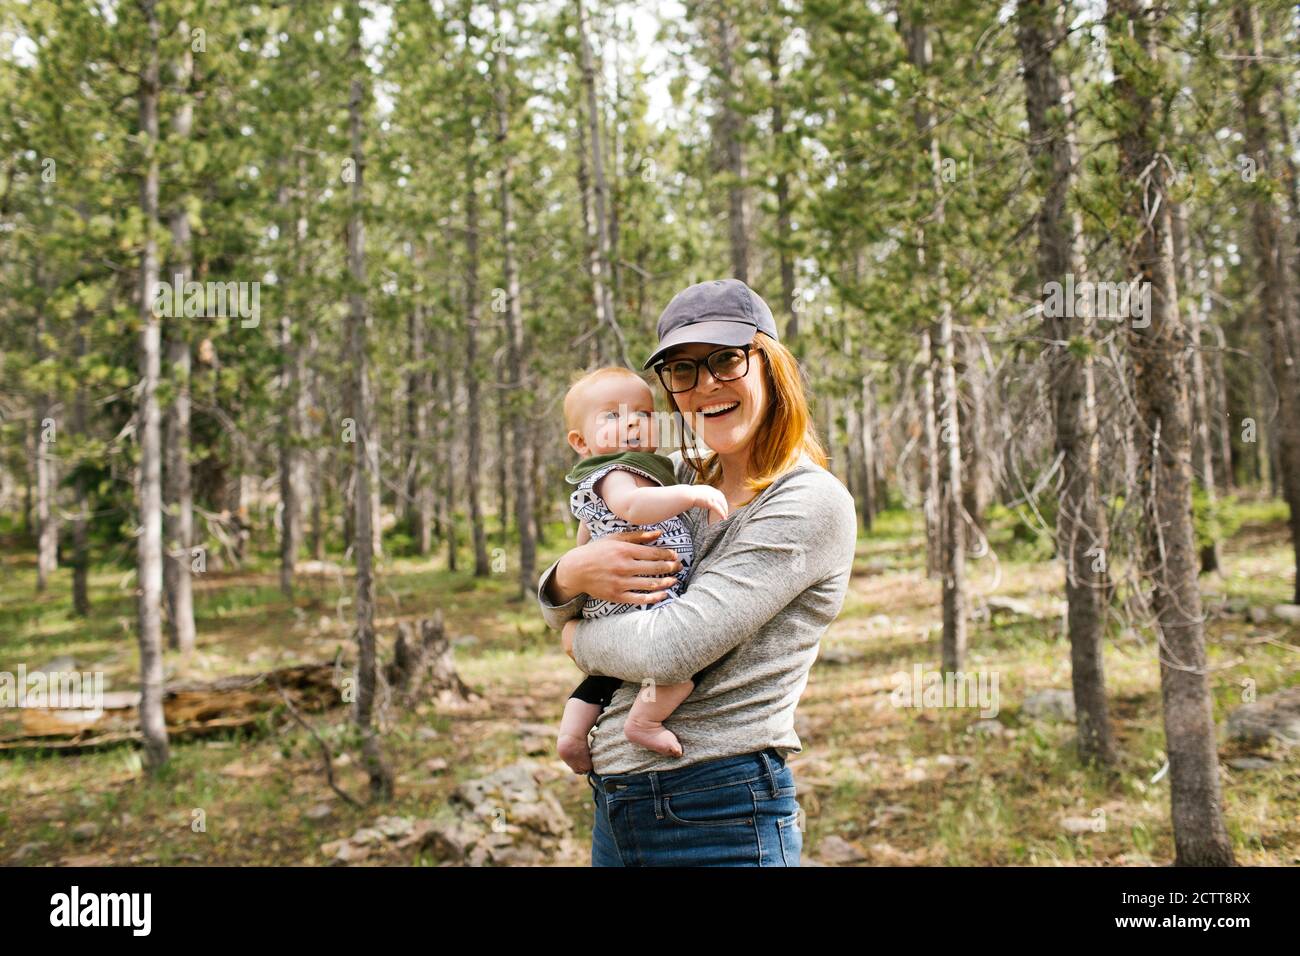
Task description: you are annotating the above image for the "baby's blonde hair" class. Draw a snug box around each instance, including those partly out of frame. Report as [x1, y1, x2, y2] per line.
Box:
[564, 366, 653, 433]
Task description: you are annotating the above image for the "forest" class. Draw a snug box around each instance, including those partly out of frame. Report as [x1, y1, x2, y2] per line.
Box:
[0, 0, 1297, 868]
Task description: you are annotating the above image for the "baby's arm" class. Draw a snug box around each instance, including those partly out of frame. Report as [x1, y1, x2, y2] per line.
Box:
[576, 519, 591, 545]
[597, 469, 728, 525]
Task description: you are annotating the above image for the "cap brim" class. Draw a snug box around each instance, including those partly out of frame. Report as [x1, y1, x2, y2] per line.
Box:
[641, 320, 756, 369]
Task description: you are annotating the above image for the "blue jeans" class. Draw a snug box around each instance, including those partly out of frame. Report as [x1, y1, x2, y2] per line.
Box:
[586, 747, 803, 866]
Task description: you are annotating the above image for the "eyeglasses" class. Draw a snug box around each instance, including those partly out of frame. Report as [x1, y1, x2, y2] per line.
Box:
[654, 344, 752, 394]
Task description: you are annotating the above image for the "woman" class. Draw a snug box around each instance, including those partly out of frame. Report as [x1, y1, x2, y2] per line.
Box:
[536, 277, 857, 866]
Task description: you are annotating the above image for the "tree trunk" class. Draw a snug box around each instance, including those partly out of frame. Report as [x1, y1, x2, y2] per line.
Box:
[575, 0, 629, 367]
[491, 0, 537, 597]
[441, 324, 459, 572]
[406, 303, 431, 555]
[308, 328, 326, 561]
[859, 372, 877, 529]
[277, 157, 308, 596]
[1236, 0, 1300, 604]
[163, 18, 197, 648]
[768, 36, 797, 340]
[464, 147, 490, 576]
[345, 9, 393, 801]
[72, 316, 90, 616]
[921, 332, 941, 578]
[136, 0, 170, 772]
[959, 332, 992, 532]
[1017, 0, 1116, 765]
[495, 363, 509, 548]
[1171, 202, 1221, 573]
[1108, 0, 1233, 864]
[712, 1, 749, 283]
[35, 315, 58, 593]
[905, 15, 966, 671]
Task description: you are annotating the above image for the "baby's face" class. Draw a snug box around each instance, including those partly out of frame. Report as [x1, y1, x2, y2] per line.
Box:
[575, 377, 659, 456]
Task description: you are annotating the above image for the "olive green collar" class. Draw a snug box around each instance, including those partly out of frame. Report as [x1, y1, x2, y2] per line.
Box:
[565, 450, 679, 488]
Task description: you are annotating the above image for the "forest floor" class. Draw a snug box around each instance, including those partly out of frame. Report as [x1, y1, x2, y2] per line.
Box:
[1, 499, 1296, 866]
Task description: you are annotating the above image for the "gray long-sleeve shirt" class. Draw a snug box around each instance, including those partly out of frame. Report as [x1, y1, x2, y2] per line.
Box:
[537, 449, 858, 774]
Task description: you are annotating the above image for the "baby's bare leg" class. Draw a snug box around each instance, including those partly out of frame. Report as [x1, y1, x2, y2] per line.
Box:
[624, 680, 694, 757]
[558, 697, 602, 774]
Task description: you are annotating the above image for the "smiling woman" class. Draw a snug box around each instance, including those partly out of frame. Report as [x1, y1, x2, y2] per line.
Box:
[537, 278, 858, 867]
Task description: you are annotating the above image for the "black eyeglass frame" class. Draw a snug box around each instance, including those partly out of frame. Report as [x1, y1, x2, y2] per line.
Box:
[653, 343, 753, 394]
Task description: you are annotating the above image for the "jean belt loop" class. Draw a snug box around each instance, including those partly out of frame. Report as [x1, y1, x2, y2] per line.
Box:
[649, 770, 663, 819]
[760, 749, 780, 797]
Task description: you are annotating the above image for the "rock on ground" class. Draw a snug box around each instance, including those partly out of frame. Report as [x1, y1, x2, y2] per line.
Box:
[1022, 688, 1076, 723]
[1225, 688, 1300, 749]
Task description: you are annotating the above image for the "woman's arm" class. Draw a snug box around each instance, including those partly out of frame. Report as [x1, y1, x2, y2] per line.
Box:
[535, 529, 685, 631]
[570, 470, 857, 684]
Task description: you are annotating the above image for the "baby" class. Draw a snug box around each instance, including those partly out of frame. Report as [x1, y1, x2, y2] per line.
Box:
[555, 366, 729, 774]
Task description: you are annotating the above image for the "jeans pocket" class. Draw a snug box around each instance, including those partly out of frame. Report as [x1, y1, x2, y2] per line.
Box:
[662, 782, 755, 827]
[777, 810, 803, 866]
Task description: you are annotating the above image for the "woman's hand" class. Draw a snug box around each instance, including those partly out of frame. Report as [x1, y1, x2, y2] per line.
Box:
[548, 528, 683, 606]
[563, 619, 578, 661]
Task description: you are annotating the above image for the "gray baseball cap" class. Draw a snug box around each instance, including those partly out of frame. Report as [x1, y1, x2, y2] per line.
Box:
[642, 278, 779, 370]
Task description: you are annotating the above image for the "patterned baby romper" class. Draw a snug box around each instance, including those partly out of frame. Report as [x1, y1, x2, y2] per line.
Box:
[565, 450, 697, 708]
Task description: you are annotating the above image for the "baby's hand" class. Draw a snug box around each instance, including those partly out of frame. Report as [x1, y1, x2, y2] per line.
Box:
[692, 486, 729, 524]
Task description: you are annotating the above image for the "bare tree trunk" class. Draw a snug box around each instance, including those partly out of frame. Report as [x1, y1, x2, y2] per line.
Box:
[442, 324, 459, 572]
[464, 148, 490, 576]
[35, 315, 57, 592]
[406, 303, 431, 555]
[1237, 0, 1300, 604]
[859, 372, 877, 529]
[491, 0, 537, 597]
[345, 10, 392, 801]
[1109, 0, 1233, 864]
[308, 328, 326, 561]
[575, 0, 629, 367]
[22, 419, 33, 541]
[1017, 0, 1115, 765]
[1171, 202, 1221, 573]
[532, 430, 548, 548]
[277, 157, 309, 595]
[72, 317, 90, 616]
[136, 0, 169, 772]
[711, 1, 749, 283]
[1205, 255, 1236, 492]
[573, 73, 605, 365]
[164, 18, 197, 647]
[495, 362, 509, 548]
[768, 35, 797, 340]
[369, 421, 382, 560]
[921, 332, 941, 578]
[905, 16, 966, 671]
[959, 332, 992, 532]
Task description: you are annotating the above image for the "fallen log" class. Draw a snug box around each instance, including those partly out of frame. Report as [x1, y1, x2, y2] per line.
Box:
[0, 663, 342, 753]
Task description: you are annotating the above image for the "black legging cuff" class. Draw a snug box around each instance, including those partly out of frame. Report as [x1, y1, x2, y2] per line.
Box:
[569, 671, 705, 709]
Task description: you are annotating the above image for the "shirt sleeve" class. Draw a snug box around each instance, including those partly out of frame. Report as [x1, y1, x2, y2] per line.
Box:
[570, 469, 857, 684]
[536, 559, 584, 631]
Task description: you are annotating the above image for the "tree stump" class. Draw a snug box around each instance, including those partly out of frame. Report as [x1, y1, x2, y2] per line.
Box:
[387, 612, 478, 705]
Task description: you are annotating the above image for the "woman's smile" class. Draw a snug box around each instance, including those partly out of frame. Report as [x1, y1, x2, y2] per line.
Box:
[698, 400, 740, 419]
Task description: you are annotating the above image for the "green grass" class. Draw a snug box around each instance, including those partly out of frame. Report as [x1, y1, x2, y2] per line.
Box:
[0, 500, 1296, 866]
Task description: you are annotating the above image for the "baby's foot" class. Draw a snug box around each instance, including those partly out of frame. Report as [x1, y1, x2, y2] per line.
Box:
[557, 732, 593, 774]
[623, 713, 683, 757]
